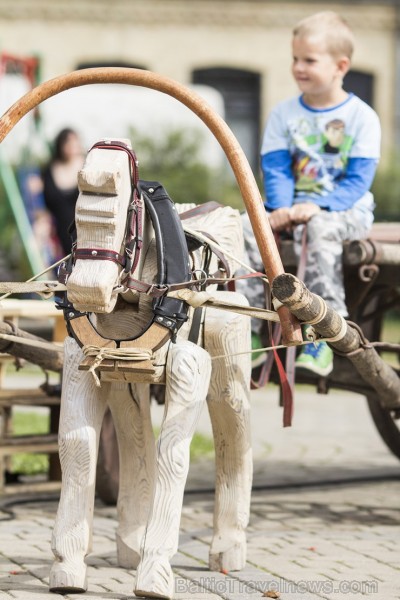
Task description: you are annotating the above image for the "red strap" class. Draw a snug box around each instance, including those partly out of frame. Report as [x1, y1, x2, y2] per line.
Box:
[281, 227, 307, 426]
[273, 343, 293, 427]
[251, 230, 299, 427]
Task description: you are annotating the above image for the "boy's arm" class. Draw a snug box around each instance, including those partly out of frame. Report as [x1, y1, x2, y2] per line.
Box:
[261, 149, 295, 230]
[261, 149, 294, 209]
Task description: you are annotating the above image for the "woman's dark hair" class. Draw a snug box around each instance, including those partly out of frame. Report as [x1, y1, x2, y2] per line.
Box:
[52, 128, 77, 162]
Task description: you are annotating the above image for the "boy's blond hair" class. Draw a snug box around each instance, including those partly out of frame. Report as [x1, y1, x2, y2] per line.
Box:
[293, 11, 354, 60]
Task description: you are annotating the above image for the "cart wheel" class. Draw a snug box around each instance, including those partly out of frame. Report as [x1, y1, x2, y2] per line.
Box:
[366, 392, 400, 460]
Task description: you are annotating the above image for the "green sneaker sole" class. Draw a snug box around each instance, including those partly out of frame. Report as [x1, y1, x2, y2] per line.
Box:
[295, 357, 333, 377]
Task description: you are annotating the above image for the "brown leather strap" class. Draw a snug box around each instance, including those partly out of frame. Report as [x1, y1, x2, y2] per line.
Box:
[89, 140, 139, 187]
[74, 248, 126, 266]
[197, 230, 232, 279]
[179, 201, 222, 221]
[122, 271, 266, 298]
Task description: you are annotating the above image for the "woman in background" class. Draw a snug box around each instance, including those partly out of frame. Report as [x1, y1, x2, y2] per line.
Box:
[43, 128, 84, 256]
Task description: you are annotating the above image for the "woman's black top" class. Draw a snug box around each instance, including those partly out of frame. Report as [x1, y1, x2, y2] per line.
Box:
[42, 165, 78, 255]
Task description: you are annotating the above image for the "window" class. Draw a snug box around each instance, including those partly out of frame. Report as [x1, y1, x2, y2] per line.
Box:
[192, 67, 261, 173]
[344, 70, 374, 107]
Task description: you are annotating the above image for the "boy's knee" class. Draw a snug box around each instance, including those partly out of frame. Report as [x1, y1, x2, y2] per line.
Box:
[307, 213, 342, 243]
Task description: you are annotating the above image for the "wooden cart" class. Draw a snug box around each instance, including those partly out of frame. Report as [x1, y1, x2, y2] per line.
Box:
[273, 222, 400, 458]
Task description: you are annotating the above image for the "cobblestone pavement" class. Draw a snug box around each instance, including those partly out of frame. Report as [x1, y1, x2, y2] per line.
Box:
[1, 385, 400, 600]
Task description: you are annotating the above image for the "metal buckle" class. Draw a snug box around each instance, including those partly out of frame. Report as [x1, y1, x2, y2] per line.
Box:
[192, 269, 208, 290]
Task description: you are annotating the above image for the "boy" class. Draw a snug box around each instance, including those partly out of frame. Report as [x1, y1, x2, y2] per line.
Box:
[246, 11, 381, 376]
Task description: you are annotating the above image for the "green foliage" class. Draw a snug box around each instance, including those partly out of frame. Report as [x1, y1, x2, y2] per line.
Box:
[129, 126, 246, 210]
[11, 411, 49, 475]
[371, 158, 400, 221]
[189, 431, 215, 461]
[0, 176, 29, 279]
[130, 127, 213, 205]
[0, 181, 18, 256]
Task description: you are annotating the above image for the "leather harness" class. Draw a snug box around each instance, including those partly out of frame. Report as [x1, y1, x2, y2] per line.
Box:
[56, 140, 229, 376]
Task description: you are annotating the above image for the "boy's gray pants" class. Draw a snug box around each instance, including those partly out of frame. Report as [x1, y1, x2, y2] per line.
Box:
[238, 208, 372, 334]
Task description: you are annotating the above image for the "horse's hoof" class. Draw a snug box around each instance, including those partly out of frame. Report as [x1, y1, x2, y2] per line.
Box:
[135, 556, 174, 599]
[209, 540, 247, 572]
[49, 561, 88, 594]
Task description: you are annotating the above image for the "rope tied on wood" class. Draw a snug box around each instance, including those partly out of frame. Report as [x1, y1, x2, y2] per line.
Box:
[272, 272, 400, 409]
[302, 294, 348, 345]
[82, 345, 153, 387]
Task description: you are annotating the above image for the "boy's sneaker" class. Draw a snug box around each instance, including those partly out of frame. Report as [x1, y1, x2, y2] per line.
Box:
[295, 341, 333, 376]
[251, 332, 267, 368]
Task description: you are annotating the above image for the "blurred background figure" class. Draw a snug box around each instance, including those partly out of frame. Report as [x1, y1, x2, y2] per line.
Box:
[42, 128, 84, 257]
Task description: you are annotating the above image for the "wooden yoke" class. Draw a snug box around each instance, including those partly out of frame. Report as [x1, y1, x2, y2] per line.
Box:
[69, 316, 170, 379]
[0, 68, 302, 346]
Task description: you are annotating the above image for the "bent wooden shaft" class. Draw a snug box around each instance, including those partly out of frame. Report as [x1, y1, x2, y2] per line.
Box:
[272, 273, 400, 409]
[0, 67, 301, 346]
[0, 321, 63, 372]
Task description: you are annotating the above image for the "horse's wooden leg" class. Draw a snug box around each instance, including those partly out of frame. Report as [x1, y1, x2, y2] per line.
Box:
[108, 382, 155, 568]
[135, 340, 211, 600]
[204, 291, 252, 572]
[49, 337, 108, 594]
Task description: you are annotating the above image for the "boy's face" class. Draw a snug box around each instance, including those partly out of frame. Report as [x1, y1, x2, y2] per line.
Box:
[292, 35, 348, 100]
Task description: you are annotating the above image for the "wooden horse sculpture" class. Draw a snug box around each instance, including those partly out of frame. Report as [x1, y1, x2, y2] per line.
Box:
[49, 138, 253, 598]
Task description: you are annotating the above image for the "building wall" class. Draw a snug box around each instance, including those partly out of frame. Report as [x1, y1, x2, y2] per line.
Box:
[0, 0, 397, 163]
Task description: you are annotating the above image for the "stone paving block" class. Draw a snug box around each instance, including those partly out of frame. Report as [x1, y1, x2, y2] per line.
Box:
[177, 540, 211, 564]
[92, 579, 134, 593]
[91, 566, 134, 580]
[87, 556, 113, 567]
[8, 592, 57, 600]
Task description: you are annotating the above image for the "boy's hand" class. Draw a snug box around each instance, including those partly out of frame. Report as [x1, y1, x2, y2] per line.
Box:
[289, 203, 321, 224]
[268, 207, 292, 232]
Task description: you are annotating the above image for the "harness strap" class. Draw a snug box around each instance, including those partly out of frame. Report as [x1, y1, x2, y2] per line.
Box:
[88, 140, 139, 188]
[74, 248, 126, 267]
[122, 271, 267, 297]
[179, 201, 223, 221]
[188, 307, 203, 345]
[197, 230, 231, 279]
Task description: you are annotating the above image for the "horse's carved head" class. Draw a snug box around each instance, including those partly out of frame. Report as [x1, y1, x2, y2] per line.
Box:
[67, 139, 139, 313]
